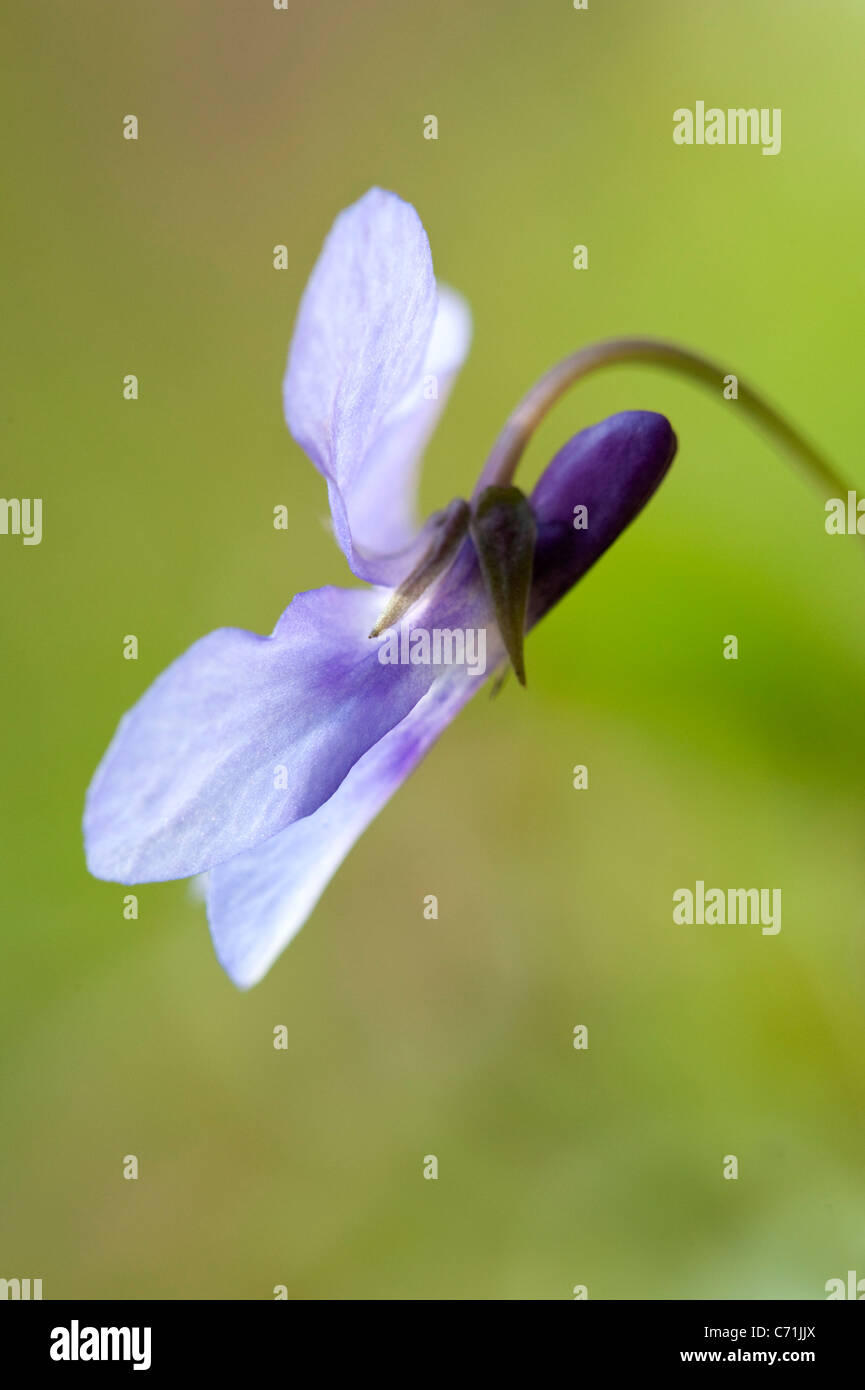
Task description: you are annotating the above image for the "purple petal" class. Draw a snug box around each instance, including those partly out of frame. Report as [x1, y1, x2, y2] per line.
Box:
[283, 189, 471, 584]
[206, 676, 480, 989]
[84, 586, 443, 884]
[343, 286, 472, 580]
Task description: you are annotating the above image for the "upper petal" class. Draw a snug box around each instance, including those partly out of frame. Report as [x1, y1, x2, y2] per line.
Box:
[84, 586, 438, 884]
[283, 188, 470, 584]
[340, 285, 472, 583]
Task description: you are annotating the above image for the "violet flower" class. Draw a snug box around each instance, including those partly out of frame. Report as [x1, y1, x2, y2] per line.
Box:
[84, 187, 683, 987]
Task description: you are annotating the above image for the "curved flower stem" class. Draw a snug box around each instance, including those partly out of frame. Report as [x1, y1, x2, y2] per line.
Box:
[474, 336, 855, 512]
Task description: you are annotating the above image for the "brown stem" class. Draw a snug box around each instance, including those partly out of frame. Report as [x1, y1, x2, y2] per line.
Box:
[474, 337, 854, 513]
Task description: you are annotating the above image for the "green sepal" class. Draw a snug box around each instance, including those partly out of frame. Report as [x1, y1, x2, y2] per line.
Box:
[469, 485, 537, 686]
[369, 499, 470, 637]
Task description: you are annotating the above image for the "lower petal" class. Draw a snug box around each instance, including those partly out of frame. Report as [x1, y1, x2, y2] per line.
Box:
[84, 586, 438, 884]
[206, 674, 480, 989]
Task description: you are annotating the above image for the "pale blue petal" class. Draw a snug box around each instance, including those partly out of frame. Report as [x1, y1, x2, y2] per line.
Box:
[283, 188, 470, 583]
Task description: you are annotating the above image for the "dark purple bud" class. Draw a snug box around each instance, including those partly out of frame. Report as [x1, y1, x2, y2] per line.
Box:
[528, 411, 677, 627]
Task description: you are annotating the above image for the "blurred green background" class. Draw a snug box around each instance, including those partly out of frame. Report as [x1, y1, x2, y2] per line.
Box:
[2, 0, 865, 1300]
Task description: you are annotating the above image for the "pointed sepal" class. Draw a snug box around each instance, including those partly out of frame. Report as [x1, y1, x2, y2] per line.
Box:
[369, 498, 470, 637]
[469, 486, 537, 685]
